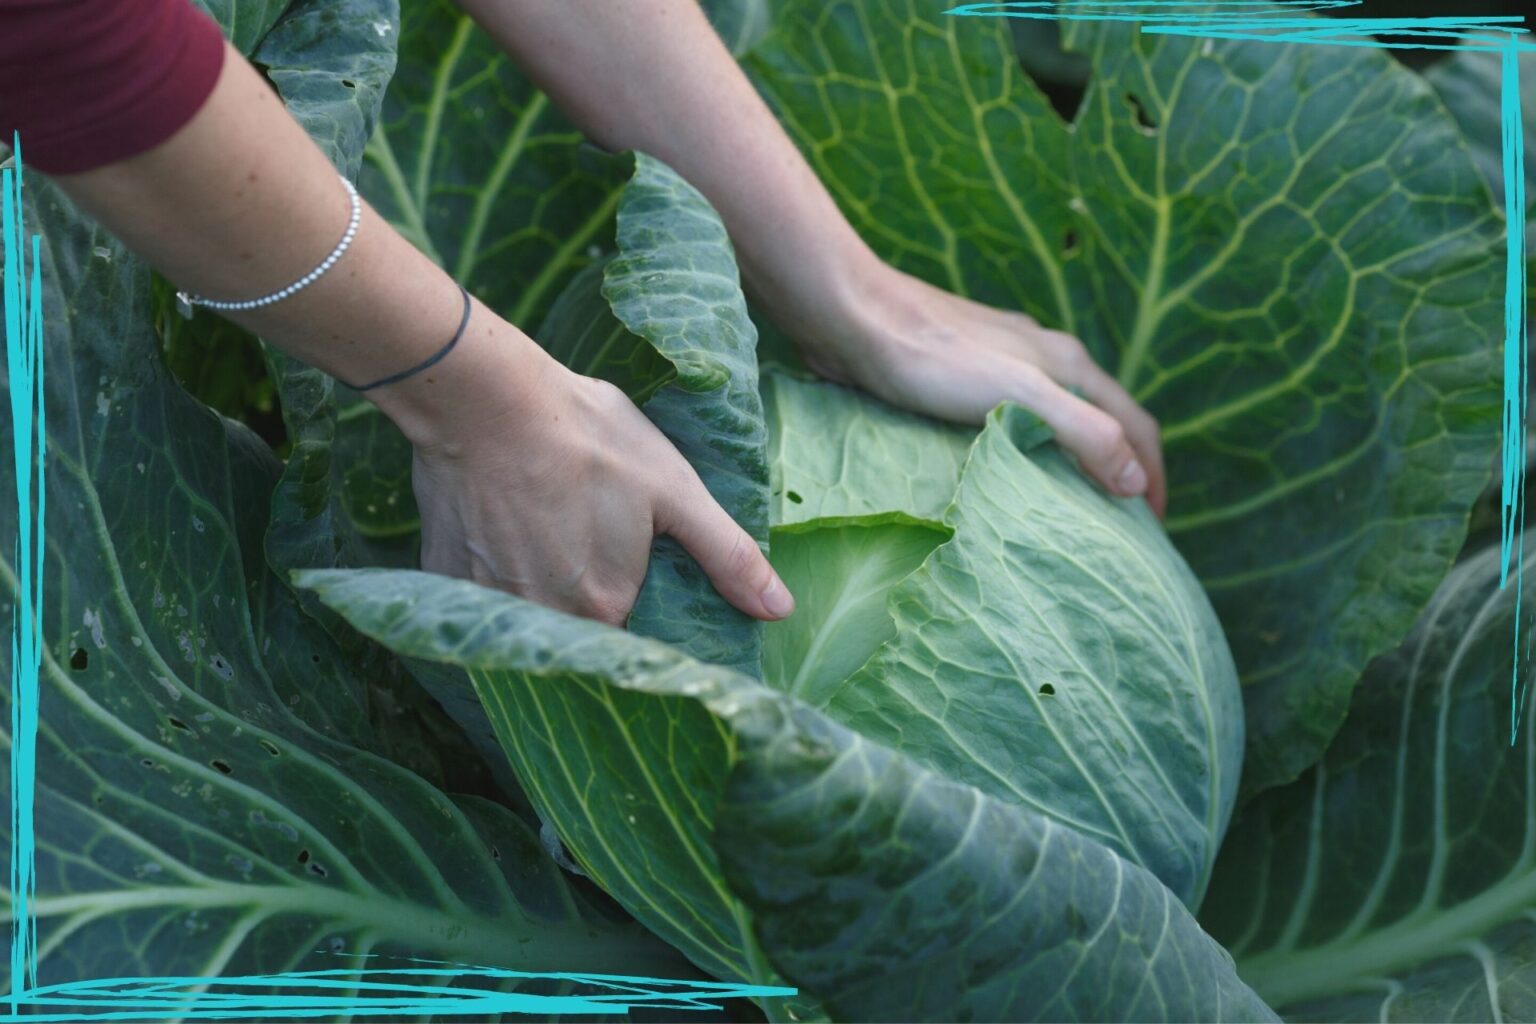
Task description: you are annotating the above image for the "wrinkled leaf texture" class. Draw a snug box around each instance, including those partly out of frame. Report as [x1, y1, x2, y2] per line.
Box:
[1426, 46, 1536, 271]
[311, 149, 1256, 1020]
[0, 0, 689, 1004]
[1202, 543, 1536, 1021]
[348, 0, 1503, 801]
[742, 0, 1502, 795]
[308, 564, 1273, 1024]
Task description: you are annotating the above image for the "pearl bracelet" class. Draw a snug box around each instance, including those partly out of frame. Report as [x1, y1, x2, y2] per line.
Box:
[175, 173, 361, 319]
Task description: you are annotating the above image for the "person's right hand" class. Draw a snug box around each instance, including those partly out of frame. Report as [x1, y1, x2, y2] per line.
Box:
[404, 347, 795, 628]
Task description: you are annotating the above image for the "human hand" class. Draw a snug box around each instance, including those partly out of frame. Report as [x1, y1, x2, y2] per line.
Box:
[770, 261, 1167, 519]
[402, 346, 795, 628]
[453, 1, 1160, 516]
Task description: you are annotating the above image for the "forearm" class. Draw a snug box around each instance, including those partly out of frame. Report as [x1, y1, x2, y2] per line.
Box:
[456, 0, 878, 334]
[55, 39, 550, 446]
[454, 2, 1164, 512]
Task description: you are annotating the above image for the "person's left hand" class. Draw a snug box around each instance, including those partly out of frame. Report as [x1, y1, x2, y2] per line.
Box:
[762, 260, 1167, 519]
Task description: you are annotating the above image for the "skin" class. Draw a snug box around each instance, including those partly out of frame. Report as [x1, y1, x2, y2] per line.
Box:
[463, 0, 1165, 515]
[53, 1, 1165, 628]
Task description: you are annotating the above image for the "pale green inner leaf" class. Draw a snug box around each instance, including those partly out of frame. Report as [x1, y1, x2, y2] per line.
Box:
[763, 515, 949, 707]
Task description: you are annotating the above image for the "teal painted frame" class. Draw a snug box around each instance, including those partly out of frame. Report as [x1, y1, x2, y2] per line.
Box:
[6, 0, 1532, 1017]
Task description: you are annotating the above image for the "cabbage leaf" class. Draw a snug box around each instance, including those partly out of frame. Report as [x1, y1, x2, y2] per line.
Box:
[309, 154, 1252, 1017]
[1202, 544, 1536, 1020]
[744, 0, 1503, 795]
[0, 176, 684, 1000]
[307, 564, 1274, 1023]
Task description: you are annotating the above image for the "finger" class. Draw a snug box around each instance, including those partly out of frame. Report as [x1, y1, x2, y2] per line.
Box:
[1006, 362, 1150, 502]
[656, 472, 795, 621]
[1070, 362, 1167, 519]
[1012, 327, 1167, 519]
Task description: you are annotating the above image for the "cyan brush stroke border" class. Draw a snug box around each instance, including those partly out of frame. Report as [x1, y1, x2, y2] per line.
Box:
[951, 0, 1533, 741]
[0, 133, 794, 1018]
[4, 133, 44, 1012]
[5, 0, 1533, 1017]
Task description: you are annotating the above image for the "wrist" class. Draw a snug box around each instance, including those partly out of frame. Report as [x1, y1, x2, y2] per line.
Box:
[744, 222, 877, 320]
[366, 300, 563, 452]
[752, 238, 907, 382]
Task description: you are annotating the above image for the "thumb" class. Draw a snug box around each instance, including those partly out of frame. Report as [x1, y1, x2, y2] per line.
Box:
[657, 475, 795, 622]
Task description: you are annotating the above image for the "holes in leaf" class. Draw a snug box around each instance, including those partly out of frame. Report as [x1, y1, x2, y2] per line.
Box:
[490, 845, 502, 861]
[786, 490, 804, 505]
[69, 648, 88, 671]
[1038, 683, 1056, 697]
[308, 862, 328, 878]
[139, 758, 155, 769]
[296, 849, 311, 865]
[1124, 92, 1159, 134]
[310, 654, 321, 664]
[168, 716, 190, 732]
[1061, 230, 1080, 258]
[341, 80, 356, 90]
[259, 739, 281, 757]
[210, 759, 233, 775]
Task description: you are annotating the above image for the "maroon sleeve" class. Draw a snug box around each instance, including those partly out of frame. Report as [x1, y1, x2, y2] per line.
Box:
[0, 0, 227, 175]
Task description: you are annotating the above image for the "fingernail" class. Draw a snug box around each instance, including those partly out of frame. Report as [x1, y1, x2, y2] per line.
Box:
[761, 576, 795, 618]
[1116, 459, 1148, 494]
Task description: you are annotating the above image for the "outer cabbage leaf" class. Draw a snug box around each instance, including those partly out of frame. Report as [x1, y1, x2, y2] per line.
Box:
[194, 0, 288, 55]
[254, 0, 404, 586]
[1426, 46, 1536, 263]
[305, 565, 1277, 1023]
[255, 0, 399, 182]
[1201, 544, 1536, 1020]
[1423, 47, 1534, 557]
[745, 0, 1503, 795]
[360, 0, 622, 323]
[0, 177, 685, 998]
[535, 261, 674, 405]
[148, 0, 352, 441]
[703, 0, 779, 57]
[602, 155, 770, 675]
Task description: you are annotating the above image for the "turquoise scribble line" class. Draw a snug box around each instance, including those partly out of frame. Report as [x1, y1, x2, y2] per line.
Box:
[0, 140, 794, 1017]
[1502, 34, 1531, 742]
[3, 131, 44, 1011]
[950, 0, 1534, 740]
[4, 3, 1531, 1018]
[10, 961, 793, 1020]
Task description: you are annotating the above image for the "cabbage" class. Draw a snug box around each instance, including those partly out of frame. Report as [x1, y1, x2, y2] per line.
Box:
[306, 151, 1260, 1021]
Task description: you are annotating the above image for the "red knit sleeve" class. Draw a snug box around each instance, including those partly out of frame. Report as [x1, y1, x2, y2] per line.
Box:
[0, 0, 227, 175]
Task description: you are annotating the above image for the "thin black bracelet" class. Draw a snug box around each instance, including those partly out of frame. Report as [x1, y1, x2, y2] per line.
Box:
[344, 283, 473, 392]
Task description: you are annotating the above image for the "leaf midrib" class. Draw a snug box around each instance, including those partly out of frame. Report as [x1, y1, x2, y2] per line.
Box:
[13, 454, 477, 915]
[1236, 562, 1533, 1007]
[1235, 860, 1536, 1008]
[412, 16, 475, 218]
[18, 880, 652, 974]
[780, 541, 906, 702]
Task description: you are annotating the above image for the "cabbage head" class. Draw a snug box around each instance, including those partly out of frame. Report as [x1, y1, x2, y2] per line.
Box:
[307, 151, 1260, 1022]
